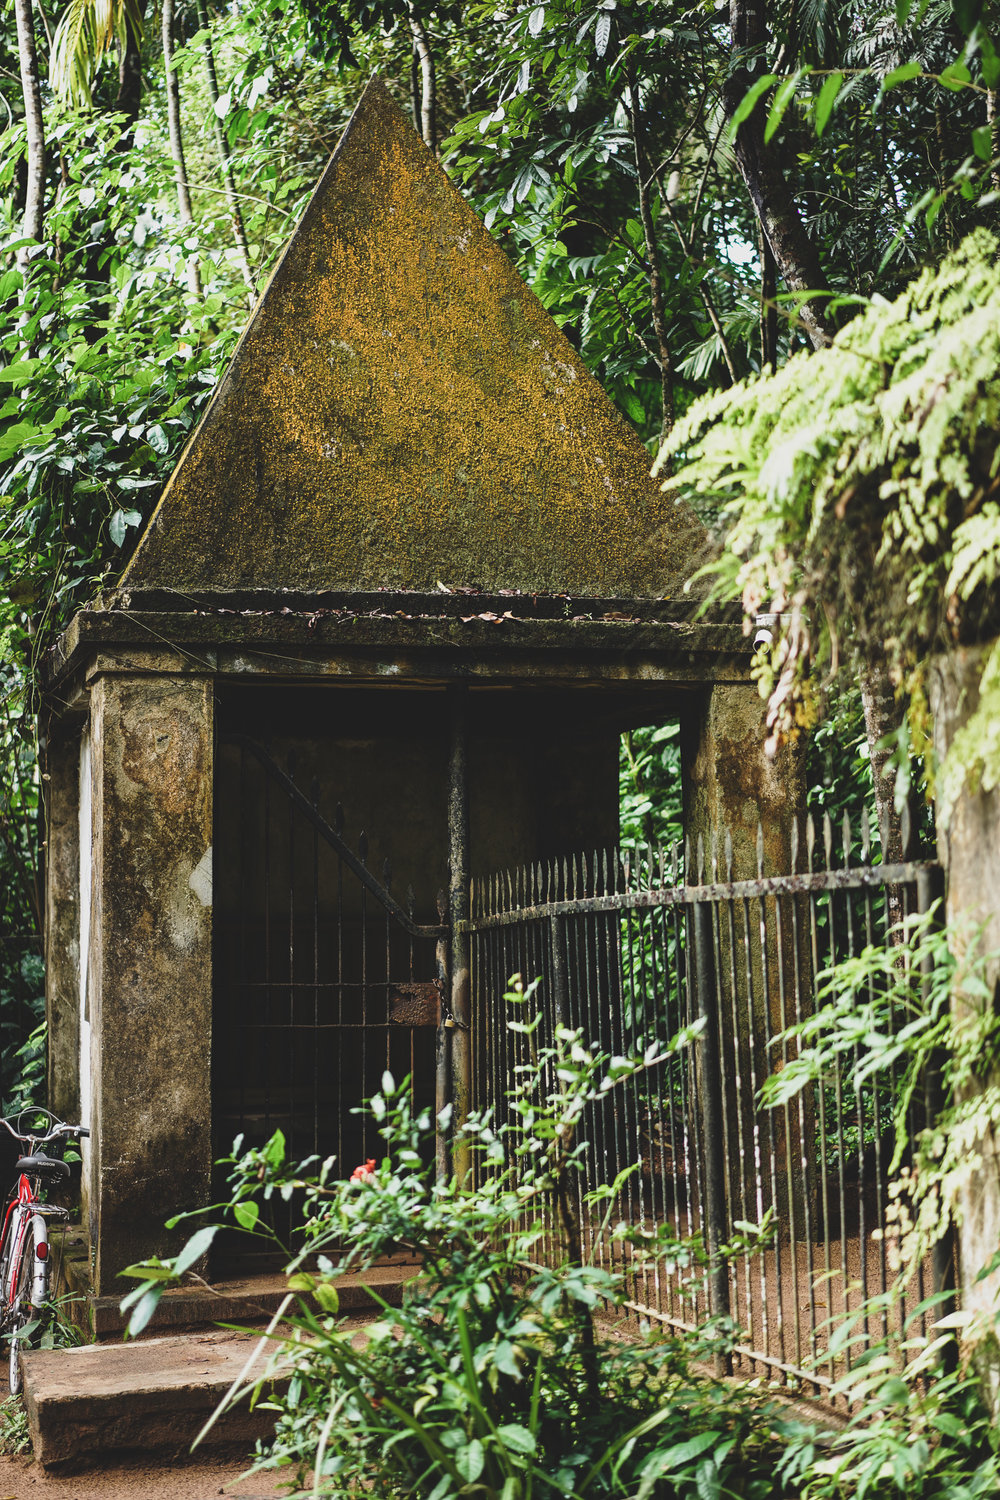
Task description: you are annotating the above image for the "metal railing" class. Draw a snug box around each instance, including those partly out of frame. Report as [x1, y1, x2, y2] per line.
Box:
[463, 816, 951, 1396]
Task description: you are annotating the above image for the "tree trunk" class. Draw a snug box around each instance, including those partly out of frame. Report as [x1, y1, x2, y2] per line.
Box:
[724, 0, 836, 350]
[114, 6, 145, 130]
[988, 87, 1000, 198]
[408, 6, 436, 152]
[625, 66, 675, 449]
[195, 0, 255, 299]
[162, 0, 202, 297]
[13, 0, 46, 262]
[760, 225, 777, 368]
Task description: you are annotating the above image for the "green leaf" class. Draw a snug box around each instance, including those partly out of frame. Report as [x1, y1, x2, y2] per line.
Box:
[287, 1271, 315, 1291]
[314, 1281, 339, 1314]
[146, 423, 169, 455]
[0, 421, 40, 460]
[594, 11, 611, 56]
[896, 0, 915, 23]
[455, 1438, 485, 1483]
[123, 1285, 162, 1338]
[0, 361, 40, 386]
[938, 60, 972, 89]
[109, 507, 142, 546]
[980, 30, 1000, 88]
[494, 1339, 522, 1379]
[119, 1261, 175, 1282]
[729, 74, 777, 137]
[764, 69, 806, 143]
[973, 124, 993, 160]
[173, 1225, 218, 1276]
[814, 72, 844, 136]
[234, 1200, 259, 1231]
[883, 60, 922, 88]
[497, 1423, 537, 1455]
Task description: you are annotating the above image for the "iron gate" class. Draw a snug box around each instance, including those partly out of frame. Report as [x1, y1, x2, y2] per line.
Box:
[462, 815, 953, 1397]
[213, 734, 448, 1250]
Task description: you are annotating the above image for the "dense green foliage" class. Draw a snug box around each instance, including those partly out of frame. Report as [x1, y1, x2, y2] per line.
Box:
[118, 968, 1000, 1499]
[659, 230, 1000, 816]
[124, 989, 795, 1499]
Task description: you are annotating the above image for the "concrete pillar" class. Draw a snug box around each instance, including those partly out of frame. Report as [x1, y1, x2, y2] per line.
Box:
[682, 682, 804, 878]
[86, 672, 213, 1294]
[930, 646, 1000, 1401]
[44, 720, 83, 1124]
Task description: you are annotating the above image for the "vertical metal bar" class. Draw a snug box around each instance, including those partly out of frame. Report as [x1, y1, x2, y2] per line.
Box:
[449, 687, 472, 1183]
[722, 833, 752, 1364]
[918, 863, 956, 1369]
[311, 781, 320, 1159]
[236, 745, 249, 1146]
[263, 766, 272, 1139]
[359, 831, 369, 1162]
[550, 913, 568, 1029]
[692, 892, 731, 1371]
[435, 890, 450, 1184]
[335, 809, 344, 1176]
[287, 754, 296, 1165]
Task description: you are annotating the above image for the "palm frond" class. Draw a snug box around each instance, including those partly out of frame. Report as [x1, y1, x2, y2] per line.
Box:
[50, 0, 143, 106]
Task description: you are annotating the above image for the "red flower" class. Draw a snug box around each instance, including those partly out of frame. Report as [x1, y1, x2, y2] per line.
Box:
[350, 1159, 377, 1183]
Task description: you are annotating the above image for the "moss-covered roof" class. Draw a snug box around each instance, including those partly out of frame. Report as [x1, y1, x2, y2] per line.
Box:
[122, 78, 705, 598]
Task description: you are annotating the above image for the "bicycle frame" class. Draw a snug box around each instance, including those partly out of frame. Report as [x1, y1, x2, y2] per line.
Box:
[0, 1110, 87, 1394]
[1, 1175, 50, 1319]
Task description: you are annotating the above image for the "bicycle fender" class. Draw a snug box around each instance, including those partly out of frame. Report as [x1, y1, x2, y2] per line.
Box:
[29, 1213, 48, 1307]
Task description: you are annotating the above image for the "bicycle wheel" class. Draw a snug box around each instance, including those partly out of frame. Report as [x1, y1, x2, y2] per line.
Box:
[7, 1220, 41, 1396]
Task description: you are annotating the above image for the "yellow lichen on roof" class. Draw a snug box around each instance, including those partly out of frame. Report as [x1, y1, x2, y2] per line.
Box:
[123, 78, 705, 597]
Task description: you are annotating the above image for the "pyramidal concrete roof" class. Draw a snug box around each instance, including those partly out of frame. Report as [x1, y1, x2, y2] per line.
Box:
[122, 78, 705, 598]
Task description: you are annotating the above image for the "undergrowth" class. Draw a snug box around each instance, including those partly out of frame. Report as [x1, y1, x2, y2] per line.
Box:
[120, 962, 1000, 1499]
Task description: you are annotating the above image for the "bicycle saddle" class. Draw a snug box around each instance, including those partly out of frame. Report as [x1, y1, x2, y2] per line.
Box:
[16, 1154, 71, 1179]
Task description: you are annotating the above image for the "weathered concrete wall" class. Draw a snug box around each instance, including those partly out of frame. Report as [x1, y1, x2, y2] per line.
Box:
[44, 723, 82, 1124]
[122, 80, 703, 599]
[682, 682, 804, 878]
[930, 647, 1000, 1395]
[87, 674, 213, 1294]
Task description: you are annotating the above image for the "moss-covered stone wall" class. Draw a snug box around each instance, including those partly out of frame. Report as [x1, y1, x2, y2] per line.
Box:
[123, 80, 703, 599]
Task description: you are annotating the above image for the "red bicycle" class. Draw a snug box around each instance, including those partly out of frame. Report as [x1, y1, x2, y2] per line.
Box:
[0, 1110, 88, 1395]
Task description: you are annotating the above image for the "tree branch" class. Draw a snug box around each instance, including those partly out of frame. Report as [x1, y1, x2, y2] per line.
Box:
[724, 0, 836, 350]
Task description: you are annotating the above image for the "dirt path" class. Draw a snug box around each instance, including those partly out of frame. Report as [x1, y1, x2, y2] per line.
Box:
[0, 1451, 295, 1499]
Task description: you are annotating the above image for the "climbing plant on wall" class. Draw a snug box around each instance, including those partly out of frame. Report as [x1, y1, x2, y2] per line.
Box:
[657, 228, 1000, 825]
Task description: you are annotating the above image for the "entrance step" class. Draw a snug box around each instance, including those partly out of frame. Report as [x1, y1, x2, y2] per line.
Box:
[20, 1329, 293, 1467]
[57, 1232, 414, 1339]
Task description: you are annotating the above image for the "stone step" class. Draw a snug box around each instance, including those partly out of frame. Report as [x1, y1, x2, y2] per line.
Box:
[56, 1231, 413, 1339]
[21, 1329, 290, 1467]
[91, 1263, 409, 1339]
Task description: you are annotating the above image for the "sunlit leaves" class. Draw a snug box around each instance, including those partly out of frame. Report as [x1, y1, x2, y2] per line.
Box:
[764, 69, 807, 143]
[727, 72, 778, 136]
[814, 71, 845, 136]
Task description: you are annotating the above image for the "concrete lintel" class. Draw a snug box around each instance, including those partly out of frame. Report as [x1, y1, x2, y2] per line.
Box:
[47, 607, 751, 692]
